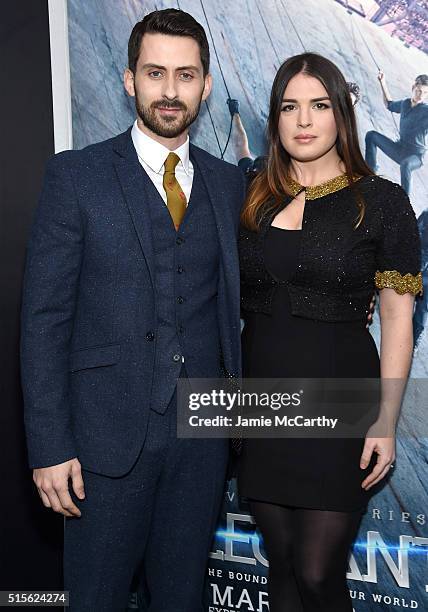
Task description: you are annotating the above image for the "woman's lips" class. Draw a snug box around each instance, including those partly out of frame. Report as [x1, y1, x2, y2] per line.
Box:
[294, 135, 317, 143]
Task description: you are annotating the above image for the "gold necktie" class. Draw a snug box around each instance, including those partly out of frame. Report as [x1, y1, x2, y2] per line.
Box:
[163, 152, 187, 230]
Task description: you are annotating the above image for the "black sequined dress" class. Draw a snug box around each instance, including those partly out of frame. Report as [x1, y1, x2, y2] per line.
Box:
[237, 175, 422, 512]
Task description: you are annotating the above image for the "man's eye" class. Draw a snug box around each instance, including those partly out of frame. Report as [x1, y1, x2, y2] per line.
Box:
[180, 73, 193, 81]
[281, 104, 295, 112]
[149, 71, 163, 78]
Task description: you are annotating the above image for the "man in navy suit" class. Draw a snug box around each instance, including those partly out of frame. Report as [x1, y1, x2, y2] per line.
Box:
[21, 9, 244, 611]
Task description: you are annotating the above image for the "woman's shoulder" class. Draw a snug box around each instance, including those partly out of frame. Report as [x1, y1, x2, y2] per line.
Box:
[357, 174, 408, 200]
[356, 174, 413, 217]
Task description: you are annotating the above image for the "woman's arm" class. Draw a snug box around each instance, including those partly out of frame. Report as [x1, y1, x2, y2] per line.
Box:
[379, 289, 414, 378]
[360, 288, 415, 490]
[360, 179, 422, 490]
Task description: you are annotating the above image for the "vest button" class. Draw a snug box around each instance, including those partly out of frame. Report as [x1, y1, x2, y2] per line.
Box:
[177, 296, 184, 304]
[176, 237, 185, 245]
[177, 266, 184, 274]
[173, 353, 181, 362]
[145, 331, 155, 342]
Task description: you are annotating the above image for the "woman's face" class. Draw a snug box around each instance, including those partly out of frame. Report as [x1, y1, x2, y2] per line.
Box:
[278, 72, 338, 163]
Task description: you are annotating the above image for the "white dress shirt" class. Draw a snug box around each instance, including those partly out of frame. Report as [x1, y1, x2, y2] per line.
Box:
[131, 119, 194, 205]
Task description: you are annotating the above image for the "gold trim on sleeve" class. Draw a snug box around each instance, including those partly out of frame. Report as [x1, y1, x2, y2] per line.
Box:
[375, 270, 423, 296]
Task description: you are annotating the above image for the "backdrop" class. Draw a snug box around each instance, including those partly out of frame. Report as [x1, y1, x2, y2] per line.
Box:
[0, 1, 63, 599]
[67, 1, 428, 609]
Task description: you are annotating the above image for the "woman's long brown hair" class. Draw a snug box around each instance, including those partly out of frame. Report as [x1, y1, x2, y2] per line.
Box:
[241, 53, 375, 230]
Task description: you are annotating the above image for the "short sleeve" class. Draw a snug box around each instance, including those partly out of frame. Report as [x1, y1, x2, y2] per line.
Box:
[375, 182, 423, 296]
[386, 99, 403, 114]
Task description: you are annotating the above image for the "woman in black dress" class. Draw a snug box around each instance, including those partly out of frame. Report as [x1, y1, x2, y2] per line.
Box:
[238, 53, 422, 611]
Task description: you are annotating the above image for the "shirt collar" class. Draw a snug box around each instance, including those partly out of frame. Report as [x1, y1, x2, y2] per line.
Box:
[131, 119, 190, 175]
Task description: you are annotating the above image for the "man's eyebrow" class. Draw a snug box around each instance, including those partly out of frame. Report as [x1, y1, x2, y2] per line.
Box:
[141, 63, 201, 73]
[176, 65, 201, 73]
[282, 96, 331, 103]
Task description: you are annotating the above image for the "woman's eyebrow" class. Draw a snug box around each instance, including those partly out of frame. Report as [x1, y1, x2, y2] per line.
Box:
[282, 96, 331, 102]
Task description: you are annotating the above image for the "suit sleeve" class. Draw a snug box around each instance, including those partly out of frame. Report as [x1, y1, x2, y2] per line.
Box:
[20, 153, 83, 468]
[374, 182, 422, 296]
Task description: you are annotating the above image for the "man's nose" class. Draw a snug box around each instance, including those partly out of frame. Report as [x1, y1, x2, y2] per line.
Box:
[162, 73, 178, 100]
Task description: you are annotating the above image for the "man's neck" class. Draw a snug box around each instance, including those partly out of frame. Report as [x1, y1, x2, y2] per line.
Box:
[136, 118, 188, 151]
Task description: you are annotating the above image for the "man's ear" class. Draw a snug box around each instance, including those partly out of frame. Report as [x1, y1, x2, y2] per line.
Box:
[202, 73, 213, 102]
[124, 68, 136, 98]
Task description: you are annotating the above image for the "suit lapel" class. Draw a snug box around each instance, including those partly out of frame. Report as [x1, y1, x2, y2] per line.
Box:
[112, 129, 155, 287]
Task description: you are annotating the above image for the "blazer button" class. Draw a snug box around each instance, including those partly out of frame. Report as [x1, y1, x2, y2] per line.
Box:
[145, 331, 155, 342]
[177, 266, 184, 274]
[173, 353, 181, 362]
[177, 296, 184, 304]
[176, 237, 185, 245]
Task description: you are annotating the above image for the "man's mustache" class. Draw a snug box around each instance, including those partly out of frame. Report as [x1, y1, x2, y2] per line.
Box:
[152, 100, 187, 111]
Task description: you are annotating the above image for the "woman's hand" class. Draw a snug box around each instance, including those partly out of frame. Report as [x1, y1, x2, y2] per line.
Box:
[366, 292, 376, 328]
[360, 433, 395, 491]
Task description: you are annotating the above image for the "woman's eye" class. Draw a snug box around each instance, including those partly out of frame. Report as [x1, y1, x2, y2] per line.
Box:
[281, 102, 330, 112]
[314, 102, 330, 109]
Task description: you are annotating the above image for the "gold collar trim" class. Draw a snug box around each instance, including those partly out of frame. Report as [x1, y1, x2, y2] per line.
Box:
[285, 174, 362, 200]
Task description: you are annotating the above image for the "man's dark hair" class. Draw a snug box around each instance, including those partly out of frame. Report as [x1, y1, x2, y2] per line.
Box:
[415, 75, 428, 86]
[128, 8, 210, 76]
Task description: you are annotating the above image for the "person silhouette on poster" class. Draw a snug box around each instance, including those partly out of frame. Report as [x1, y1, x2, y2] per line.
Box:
[365, 72, 428, 195]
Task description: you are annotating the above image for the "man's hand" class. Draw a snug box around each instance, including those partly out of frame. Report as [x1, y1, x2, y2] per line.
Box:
[377, 70, 392, 106]
[33, 458, 85, 517]
[366, 293, 377, 329]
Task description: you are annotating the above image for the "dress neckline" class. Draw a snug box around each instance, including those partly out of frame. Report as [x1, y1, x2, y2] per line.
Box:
[270, 225, 302, 233]
[285, 173, 363, 200]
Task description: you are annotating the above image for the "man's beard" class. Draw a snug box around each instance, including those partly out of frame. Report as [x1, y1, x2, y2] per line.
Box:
[135, 94, 202, 138]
